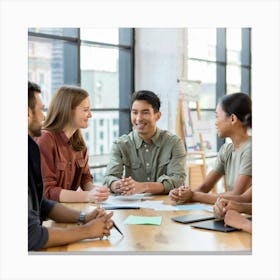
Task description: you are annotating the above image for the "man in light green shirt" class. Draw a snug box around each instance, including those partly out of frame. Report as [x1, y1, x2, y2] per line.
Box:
[103, 90, 187, 195]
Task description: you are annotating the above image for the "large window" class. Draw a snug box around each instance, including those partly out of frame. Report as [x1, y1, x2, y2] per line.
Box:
[28, 28, 79, 107]
[187, 28, 251, 152]
[28, 27, 251, 177]
[28, 28, 134, 183]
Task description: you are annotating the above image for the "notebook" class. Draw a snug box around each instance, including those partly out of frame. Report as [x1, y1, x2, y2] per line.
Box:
[171, 213, 216, 224]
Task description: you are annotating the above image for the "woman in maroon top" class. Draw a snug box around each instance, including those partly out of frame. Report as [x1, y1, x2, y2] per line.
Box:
[36, 85, 109, 203]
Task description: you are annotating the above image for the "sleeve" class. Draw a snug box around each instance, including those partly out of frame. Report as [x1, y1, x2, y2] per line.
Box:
[80, 148, 94, 189]
[103, 141, 124, 187]
[36, 133, 63, 201]
[40, 197, 57, 221]
[239, 145, 252, 176]
[157, 137, 187, 193]
[28, 197, 56, 251]
[212, 143, 227, 175]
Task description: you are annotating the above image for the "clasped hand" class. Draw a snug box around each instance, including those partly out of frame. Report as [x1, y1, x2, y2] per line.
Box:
[112, 177, 144, 195]
[85, 208, 114, 239]
[169, 185, 193, 203]
[213, 197, 243, 218]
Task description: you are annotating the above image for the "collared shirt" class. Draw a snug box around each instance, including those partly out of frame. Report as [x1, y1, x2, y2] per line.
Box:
[213, 138, 252, 191]
[28, 135, 57, 251]
[103, 128, 187, 193]
[35, 130, 93, 201]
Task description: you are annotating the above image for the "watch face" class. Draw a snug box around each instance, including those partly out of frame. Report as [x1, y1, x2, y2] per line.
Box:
[78, 212, 86, 224]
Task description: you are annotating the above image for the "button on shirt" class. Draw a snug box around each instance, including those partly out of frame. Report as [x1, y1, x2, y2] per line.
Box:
[139, 142, 154, 182]
[103, 128, 187, 193]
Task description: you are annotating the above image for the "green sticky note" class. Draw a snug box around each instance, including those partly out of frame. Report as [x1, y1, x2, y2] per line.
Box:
[124, 215, 162, 225]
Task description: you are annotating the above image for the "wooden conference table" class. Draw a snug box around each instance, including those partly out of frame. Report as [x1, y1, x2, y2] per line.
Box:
[40, 195, 251, 254]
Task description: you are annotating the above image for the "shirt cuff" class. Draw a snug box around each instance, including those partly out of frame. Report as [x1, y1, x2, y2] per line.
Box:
[157, 175, 174, 194]
[103, 176, 120, 192]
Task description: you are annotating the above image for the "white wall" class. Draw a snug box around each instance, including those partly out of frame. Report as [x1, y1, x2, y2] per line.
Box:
[134, 28, 181, 133]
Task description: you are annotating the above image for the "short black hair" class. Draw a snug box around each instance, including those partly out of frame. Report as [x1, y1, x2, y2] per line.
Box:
[130, 90, 161, 112]
[28, 81, 41, 110]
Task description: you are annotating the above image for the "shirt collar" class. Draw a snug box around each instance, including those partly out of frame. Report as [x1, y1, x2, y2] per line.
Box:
[133, 127, 161, 149]
[57, 131, 71, 145]
[151, 128, 161, 147]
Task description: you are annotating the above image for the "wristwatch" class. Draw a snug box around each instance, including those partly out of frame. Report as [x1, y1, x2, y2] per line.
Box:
[77, 211, 86, 225]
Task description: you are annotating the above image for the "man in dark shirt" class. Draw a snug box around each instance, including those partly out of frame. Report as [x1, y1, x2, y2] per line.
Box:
[28, 81, 113, 251]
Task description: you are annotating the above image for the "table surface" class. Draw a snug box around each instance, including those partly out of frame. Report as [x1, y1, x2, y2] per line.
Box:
[40, 195, 251, 254]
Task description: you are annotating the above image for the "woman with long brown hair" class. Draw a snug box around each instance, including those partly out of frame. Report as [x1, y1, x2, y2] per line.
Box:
[36, 85, 109, 202]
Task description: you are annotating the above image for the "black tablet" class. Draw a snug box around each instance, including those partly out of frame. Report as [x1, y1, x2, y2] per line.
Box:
[191, 219, 239, 232]
[171, 214, 215, 224]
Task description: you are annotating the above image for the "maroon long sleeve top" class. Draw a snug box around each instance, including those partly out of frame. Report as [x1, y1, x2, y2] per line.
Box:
[35, 130, 93, 201]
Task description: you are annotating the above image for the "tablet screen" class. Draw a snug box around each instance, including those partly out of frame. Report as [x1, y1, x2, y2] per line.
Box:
[171, 214, 215, 224]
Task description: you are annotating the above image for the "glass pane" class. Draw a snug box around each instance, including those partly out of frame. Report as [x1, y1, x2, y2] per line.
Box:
[226, 28, 242, 64]
[226, 65, 241, 94]
[81, 28, 127, 45]
[28, 36, 78, 108]
[188, 28, 216, 61]
[90, 166, 108, 184]
[28, 28, 78, 38]
[94, 167, 107, 184]
[81, 28, 132, 46]
[188, 60, 217, 109]
[82, 111, 120, 156]
[81, 45, 119, 108]
[199, 110, 217, 154]
[186, 110, 217, 153]
[81, 28, 118, 44]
